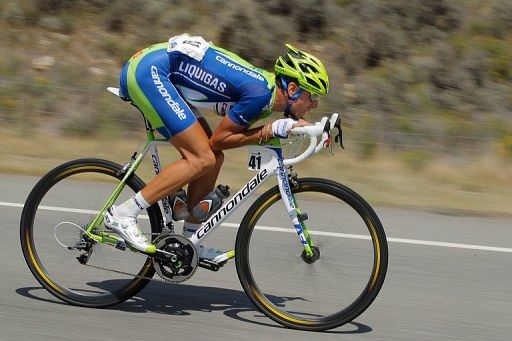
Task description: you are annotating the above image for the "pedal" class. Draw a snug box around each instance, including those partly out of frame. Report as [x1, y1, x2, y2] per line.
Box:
[115, 239, 127, 251]
[198, 258, 221, 272]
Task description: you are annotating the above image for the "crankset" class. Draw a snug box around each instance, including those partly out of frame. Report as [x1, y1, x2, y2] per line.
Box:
[152, 233, 198, 283]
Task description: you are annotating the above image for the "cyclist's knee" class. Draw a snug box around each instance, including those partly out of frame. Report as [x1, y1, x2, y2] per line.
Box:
[189, 149, 216, 175]
[203, 150, 217, 170]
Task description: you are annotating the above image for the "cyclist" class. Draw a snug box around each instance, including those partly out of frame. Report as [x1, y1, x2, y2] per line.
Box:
[104, 33, 329, 263]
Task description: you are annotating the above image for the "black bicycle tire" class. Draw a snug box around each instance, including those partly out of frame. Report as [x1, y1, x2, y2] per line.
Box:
[235, 177, 388, 331]
[20, 158, 163, 308]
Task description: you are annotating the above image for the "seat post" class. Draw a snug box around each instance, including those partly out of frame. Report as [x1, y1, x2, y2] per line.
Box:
[144, 118, 155, 141]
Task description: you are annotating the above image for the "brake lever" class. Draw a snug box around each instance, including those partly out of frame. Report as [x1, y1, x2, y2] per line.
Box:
[321, 118, 334, 152]
[333, 117, 345, 149]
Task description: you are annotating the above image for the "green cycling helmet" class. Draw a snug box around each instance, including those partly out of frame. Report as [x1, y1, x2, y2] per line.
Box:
[275, 44, 329, 96]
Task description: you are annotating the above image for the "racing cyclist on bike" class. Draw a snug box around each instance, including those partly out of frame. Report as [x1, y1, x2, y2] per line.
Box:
[104, 33, 329, 264]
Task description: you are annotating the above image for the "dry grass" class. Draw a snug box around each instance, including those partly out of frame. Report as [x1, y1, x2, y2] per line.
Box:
[1, 132, 510, 217]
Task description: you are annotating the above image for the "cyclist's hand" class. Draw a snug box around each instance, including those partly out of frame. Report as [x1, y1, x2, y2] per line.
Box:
[292, 119, 311, 129]
[272, 118, 311, 138]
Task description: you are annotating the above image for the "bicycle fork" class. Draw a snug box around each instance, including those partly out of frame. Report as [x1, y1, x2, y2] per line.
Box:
[276, 161, 315, 258]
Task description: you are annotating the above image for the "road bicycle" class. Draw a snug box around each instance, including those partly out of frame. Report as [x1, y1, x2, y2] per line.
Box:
[20, 87, 388, 331]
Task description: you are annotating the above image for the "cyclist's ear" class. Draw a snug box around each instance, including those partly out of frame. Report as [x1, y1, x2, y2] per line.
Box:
[287, 82, 299, 98]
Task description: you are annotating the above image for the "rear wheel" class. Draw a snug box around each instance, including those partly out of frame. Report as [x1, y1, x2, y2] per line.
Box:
[235, 178, 388, 331]
[20, 159, 163, 307]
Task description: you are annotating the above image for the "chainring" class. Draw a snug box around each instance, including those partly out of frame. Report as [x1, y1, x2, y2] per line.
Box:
[152, 233, 198, 283]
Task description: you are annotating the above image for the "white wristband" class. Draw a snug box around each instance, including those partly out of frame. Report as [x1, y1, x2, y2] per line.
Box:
[272, 118, 296, 139]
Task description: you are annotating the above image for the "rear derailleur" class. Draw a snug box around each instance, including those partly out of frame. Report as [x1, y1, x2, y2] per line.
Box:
[68, 232, 96, 265]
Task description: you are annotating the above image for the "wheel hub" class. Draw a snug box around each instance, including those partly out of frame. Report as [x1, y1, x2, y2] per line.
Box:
[301, 246, 320, 264]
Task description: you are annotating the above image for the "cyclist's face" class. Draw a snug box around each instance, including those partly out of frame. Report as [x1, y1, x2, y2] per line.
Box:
[291, 89, 319, 118]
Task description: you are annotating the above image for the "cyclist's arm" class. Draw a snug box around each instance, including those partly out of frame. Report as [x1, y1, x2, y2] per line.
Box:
[210, 90, 270, 150]
[209, 85, 311, 149]
[210, 116, 310, 151]
[209, 116, 263, 150]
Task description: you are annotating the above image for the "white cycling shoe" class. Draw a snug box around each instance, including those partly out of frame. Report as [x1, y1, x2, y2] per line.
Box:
[197, 245, 235, 264]
[104, 206, 156, 254]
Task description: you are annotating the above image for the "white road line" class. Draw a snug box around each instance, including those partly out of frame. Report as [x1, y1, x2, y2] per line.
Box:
[3, 201, 512, 253]
[0, 202, 151, 219]
[0, 202, 23, 209]
[221, 223, 512, 253]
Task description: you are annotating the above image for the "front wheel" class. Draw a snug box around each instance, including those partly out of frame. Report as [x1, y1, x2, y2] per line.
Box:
[235, 178, 388, 331]
[20, 159, 163, 307]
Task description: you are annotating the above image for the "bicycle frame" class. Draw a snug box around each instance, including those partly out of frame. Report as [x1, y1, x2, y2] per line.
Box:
[189, 141, 315, 257]
[83, 122, 317, 257]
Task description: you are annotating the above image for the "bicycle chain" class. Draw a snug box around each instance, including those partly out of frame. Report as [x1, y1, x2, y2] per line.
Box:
[81, 262, 174, 284]
[80, 230, 185, 284]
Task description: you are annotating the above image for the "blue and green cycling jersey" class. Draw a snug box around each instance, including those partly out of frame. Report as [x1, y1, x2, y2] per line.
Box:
[120, 36, 276, 138]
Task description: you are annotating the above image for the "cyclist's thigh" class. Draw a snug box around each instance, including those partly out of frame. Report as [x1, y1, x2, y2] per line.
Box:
[171, 122, 213, 160]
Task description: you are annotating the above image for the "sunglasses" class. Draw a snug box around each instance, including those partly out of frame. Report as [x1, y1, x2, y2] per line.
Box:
[294, 87, 321, 102]
[310, 93, 321, 102]
[303, 90, 321, 102]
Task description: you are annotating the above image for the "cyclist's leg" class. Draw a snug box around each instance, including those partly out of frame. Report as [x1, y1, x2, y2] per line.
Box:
[141, 123, 216, 204]
[106, 46, 216, 250]
[124, 50, 217, 205]
[186, 117, 224, 214]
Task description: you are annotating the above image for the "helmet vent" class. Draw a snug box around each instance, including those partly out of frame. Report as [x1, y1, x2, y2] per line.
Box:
[305, 75, 316, 85]
[289, 51, 301, 58]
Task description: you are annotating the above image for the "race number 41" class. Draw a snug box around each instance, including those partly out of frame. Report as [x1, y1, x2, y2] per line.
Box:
[248, 153, 262, 170]
[247, 145, 277, 171]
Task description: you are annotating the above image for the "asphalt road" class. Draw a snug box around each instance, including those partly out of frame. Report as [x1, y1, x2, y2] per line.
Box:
[1, 174, 511, 340]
